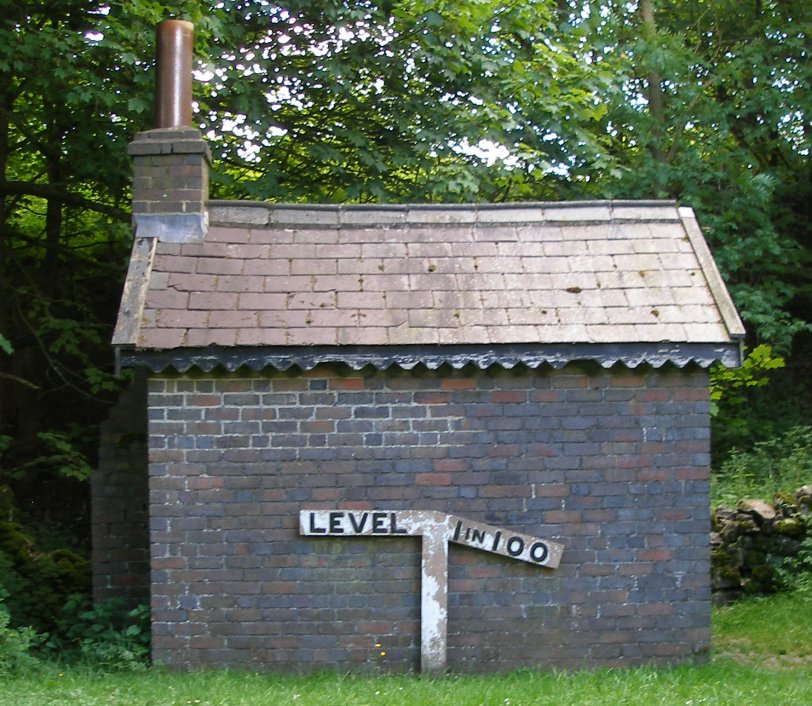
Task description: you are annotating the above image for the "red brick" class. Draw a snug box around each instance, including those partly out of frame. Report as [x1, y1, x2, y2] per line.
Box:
[490, 390, 527, 403]
[675, 467, 708, 480]
[609, 373, 646, 388]
[433, 458, 466, 472]
[415, 472, 451, 486]
[640, 548, 672, 561]
[544, 510, 583, 523]
[441, 378, 477, 390]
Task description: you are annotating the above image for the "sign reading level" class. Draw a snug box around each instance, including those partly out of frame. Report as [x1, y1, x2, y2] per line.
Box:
[300, 509, 564, 673]
[305, 510, 408, 536]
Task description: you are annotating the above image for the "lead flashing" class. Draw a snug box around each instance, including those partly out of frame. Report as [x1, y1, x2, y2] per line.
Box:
[133, 212, 209, 243]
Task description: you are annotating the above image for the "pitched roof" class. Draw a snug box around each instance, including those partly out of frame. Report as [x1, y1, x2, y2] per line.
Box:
[114, 200, 744, 371]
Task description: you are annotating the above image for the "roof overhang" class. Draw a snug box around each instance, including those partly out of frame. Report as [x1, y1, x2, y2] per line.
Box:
[117, 341, 742, 374]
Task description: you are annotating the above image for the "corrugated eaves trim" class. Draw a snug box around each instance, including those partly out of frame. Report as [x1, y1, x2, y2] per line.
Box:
[118, 343, 742, 374]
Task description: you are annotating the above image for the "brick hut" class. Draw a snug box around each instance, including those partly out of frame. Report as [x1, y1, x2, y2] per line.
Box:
[92, 22, 745, 675]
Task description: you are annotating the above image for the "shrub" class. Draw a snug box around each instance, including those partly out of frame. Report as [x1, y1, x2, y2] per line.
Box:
[0, 591, 42, 676]
[0, 483, 90, 636]
[777, 531, 812, 594]
[711, 425, 812, 507]
[51, 594, 150, 671]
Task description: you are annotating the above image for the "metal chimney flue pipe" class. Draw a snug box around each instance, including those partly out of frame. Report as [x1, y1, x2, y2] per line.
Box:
[155, 19, 194, 129]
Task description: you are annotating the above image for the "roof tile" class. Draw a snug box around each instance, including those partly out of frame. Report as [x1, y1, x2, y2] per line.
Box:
[208, 310, 259, 328]
[242, 258, 290, 276]
[286, 292, 337, 310]
[216, 275, 265, 292]
[117, 201, 744, 352]
[208, 227, 251, 243]
[290, 258, 337, 275]
[156, 309, 208, 329]
[189, 292, 239, 310]
[287, 327, 339, 345]
[145, 289, 189, 309]
[196, 257, 244, 275]
[139, 328, 186, 349]
[238, 292, 287, 310]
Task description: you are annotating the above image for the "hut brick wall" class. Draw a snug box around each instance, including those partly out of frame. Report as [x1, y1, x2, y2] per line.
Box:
[92, 371, 150, 608]
[146, 363, 711, 672]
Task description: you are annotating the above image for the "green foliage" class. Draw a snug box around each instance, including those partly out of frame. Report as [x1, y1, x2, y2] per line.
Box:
[32, 432, 93, 482]
[711, 426, 812, 507]
[563, 0, 812, 351]
[3, 432, 93, 483]
[710, 345, 789, 463]
[0, 592, 43, 677]
[3, 624, 812, 706]
[0, 0, 809, 651]
[776, 533, 812, 595]
[51, 595, 150, 671]
[0, 500, 90, 635]
[710, 345, 785, 414]
[195, 0, 614, 204]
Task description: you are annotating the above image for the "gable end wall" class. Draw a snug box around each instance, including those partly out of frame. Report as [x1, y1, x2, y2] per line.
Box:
[147, 363, 711, 672]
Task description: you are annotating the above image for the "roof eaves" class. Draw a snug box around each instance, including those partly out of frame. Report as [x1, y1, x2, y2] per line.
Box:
[117, 342, 742, 374]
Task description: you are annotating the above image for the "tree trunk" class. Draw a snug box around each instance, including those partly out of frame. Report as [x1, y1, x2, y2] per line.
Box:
[43, 100, 64, 295]
[638, 0, 666, 164]
[0, 76, 11, 435]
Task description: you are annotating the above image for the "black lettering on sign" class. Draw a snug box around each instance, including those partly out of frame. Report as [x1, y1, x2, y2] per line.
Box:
[530, 541, 548, 563]
[506, 536, 524, 557]
[470, 528, 487, 545]
[453, 520, 463, 541]
[329, 512, 344, 534]
[371, 512, 387, 534]
[349, 512, 368, 533]
[309, 513, 326, 534]
[390, 513, 408, 534]
[491, 531, 502, 552]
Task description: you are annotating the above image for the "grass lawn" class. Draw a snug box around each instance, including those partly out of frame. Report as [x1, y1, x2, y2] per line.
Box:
[2, 591, 811, 706]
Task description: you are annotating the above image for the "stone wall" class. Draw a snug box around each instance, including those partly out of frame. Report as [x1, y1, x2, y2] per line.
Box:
[144, 362, 711, 673]
[711, 486, 812, 603]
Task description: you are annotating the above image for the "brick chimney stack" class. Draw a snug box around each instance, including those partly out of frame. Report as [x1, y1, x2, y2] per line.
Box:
[128, 20, 209, 243]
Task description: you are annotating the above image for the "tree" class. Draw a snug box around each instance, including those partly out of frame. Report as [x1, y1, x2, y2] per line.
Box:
[558, 0, 811, 453]
[187, 0, 614, 203]
[0, 1, 809, 632]
[0, 0, 614, 631]
[556, 0, 811, 350]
